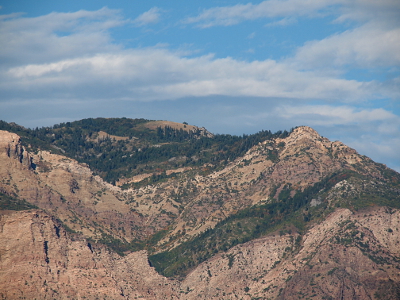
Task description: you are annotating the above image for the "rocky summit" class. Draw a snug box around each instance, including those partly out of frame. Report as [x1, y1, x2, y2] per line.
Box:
[0, 118, 400, 299]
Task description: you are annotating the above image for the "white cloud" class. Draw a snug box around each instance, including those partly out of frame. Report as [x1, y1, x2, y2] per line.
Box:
[0, 12, 25, 20]
[3, 49, 378, 103]
[291, 24, 400, 70]
[183, 0, 400, 81]
[1, 5, 397, 104]
[184, 0, 400, 28]
[0, 5, 397, 106]
[277, 105, 399, 126]
[133, 7, 162, 26]
[0, 7, 124, 66]
[184, 0, 340, 28]
[264, 17, 297, 27]
[336, 0, 400, 26]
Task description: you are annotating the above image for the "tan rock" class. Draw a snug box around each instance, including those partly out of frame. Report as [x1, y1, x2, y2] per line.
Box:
[0, 210, 179, 299]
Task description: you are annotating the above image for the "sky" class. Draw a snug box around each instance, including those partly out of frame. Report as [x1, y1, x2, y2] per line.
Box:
[0, 0, 399, 172]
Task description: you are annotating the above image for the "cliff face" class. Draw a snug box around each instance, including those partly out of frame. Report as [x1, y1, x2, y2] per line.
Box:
[0, 210, 179, 300]
[1, 207, 399, 299]
[0, 130, 150, 242]
[0, 130, 32, 169]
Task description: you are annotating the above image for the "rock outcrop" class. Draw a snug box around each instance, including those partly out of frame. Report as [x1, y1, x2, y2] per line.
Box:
[0, 210, 179, 299]
[177, 207, 400, 299]
[0, 130, 32, 169]
[0, 130, 153, 242]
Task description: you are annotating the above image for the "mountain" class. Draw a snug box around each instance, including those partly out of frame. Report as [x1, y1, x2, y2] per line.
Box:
[1, 118, 400, 299]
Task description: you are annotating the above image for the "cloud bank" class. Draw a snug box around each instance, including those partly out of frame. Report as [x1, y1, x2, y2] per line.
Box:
[1, 2, 398, 103]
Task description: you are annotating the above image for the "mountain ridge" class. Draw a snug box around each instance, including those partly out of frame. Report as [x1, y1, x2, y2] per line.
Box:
[1, 118, 400, 299]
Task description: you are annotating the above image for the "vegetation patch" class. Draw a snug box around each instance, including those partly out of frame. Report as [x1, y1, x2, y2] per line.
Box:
[149, 171, 355, 278]
[0, 192, 38, 211]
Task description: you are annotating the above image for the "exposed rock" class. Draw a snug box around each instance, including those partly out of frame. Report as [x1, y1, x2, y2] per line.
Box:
[149, 125, 387, 246]
[0, 126, 391, 247]
[0, 130, 33, 169]
[1, 207, 399, 299]
[1, 126, 400, 299]
[0, 131, 150, 242]
[0, 210, 179, 299]
[178, 207, 400, 299]
[142, 121, 214, 138]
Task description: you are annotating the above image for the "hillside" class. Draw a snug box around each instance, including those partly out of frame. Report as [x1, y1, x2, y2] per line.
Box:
[1, 118, 400, 299]
[0, 118, 281, 185]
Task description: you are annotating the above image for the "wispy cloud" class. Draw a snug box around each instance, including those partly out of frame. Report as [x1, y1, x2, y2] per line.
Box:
[184, 0, 400, 28]
[184, 0, 339, 28]
[0, 6, 395, 103]
[133, 7, 162, 27]
[182, 0, 400, 88]
[336, 0, 400, 25]
[290, 24, 400, 70]
[277, 105, 399, 126]
[0, 7, 124, 67]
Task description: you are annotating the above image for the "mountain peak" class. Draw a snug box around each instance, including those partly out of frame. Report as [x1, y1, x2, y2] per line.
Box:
[276, 125, 328, 154]
[282, 126, 325, 145]
[292, 125, 321, 138]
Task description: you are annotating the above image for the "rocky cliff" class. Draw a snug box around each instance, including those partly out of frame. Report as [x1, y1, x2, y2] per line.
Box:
[0, 130, 151, 242]
[0, 210, 179, 299]
[0, 130, 33, 169]
[1, 206, 399, 299]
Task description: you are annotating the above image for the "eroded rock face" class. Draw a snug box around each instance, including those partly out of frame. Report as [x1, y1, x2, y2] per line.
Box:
[180, 208, 400, 299]
[0, 130, 150, 242]
[0, 210, 179, 299]
[0, 130, 32, 169]
[1, 207, 399, 299]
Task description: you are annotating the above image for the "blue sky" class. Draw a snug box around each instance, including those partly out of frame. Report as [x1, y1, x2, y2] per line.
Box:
[1, 0, 399, 172]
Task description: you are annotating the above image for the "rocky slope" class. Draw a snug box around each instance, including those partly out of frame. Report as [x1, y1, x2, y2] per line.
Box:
[181, 207, 400, 299]
[0, 130, 149, 243]
[0, 125, 397, 246]
[0, 210, 179, 299]
[124, 126, 390, 249]
[1, 206, 399, 299]
[1, 123, 400, 299]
